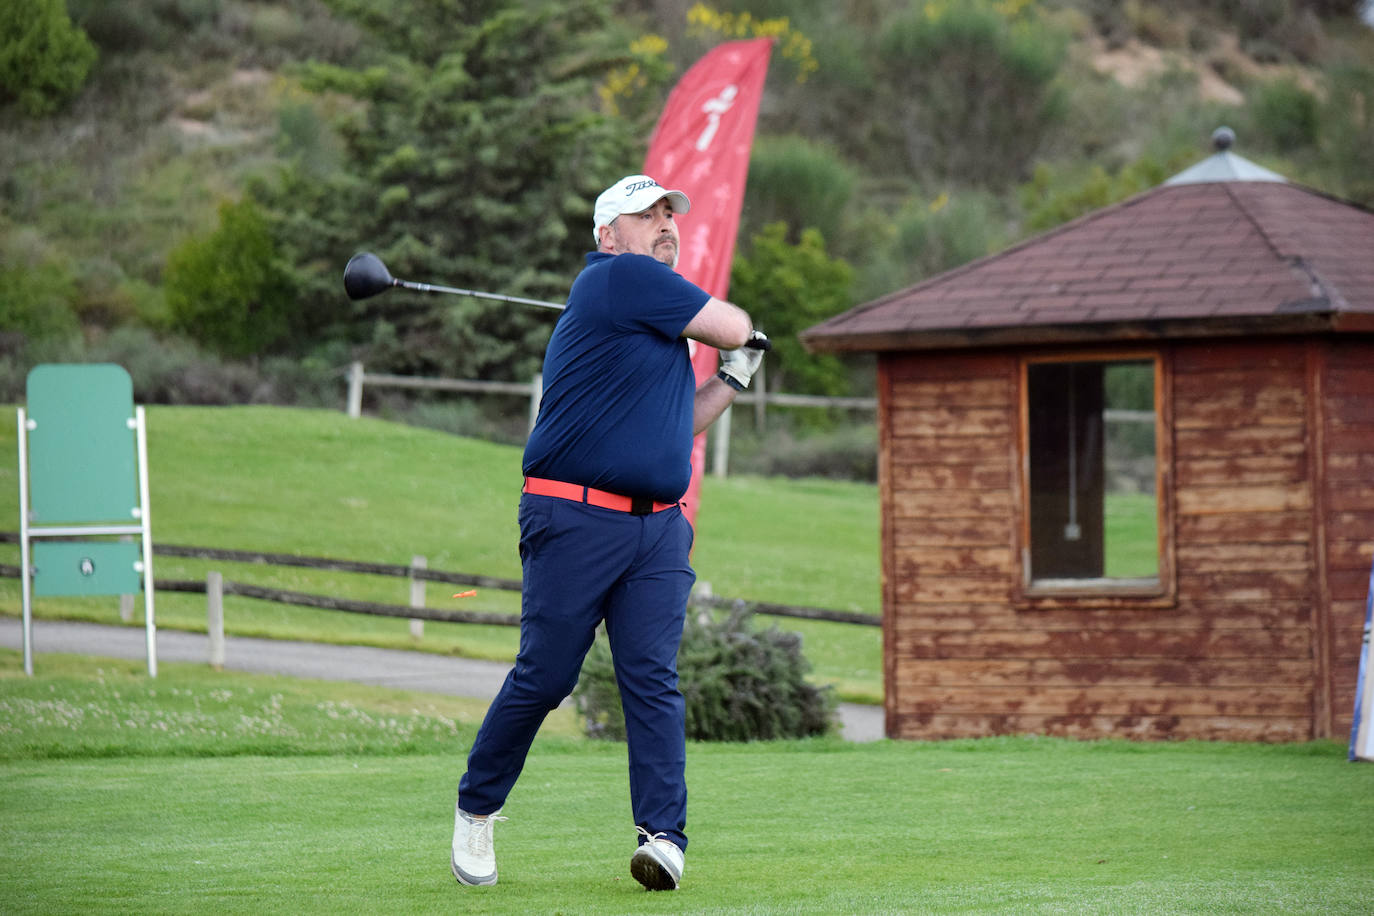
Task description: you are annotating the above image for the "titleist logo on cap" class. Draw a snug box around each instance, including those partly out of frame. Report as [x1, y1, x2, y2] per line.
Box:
[622, 178, 661, 196]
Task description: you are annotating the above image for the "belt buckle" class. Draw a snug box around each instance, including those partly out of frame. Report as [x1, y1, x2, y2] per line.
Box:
[629, 496, 653, 516]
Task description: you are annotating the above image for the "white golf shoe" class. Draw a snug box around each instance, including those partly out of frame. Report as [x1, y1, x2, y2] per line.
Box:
[451, 805, 506, 886]
[631, 828, 684, 891]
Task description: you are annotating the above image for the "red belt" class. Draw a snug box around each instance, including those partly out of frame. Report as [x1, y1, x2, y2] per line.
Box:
[522, 477, 677, 516]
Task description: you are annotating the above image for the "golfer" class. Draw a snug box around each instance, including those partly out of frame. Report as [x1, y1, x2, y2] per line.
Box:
[451, 175, 766, 892]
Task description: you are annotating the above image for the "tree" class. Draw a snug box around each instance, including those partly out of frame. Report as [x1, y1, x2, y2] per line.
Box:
[164, 197, 297, 359]
[729, 222, 852, 396]
[258, 0, 661, 380]
[741, 135, 857, 252]
[873, 0, 1067, 186]
[0, 0, 97, 116]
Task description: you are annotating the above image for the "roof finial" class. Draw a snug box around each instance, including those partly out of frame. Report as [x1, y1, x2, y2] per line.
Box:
[1165, 126, 1286, 184]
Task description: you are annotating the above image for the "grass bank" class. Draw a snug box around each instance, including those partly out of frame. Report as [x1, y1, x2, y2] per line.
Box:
[2, 653, 1370, 914]
[0, 405, 883, 701]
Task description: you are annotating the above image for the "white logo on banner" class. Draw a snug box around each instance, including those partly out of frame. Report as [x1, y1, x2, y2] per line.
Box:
[695, 85, 739, 151]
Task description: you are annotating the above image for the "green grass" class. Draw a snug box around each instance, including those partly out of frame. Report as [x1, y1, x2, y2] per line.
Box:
[0, 405, 882, 701]
[0, 652, 582, 759]
[2, 651, 1371, 914]
[1105, 490, 1159, 579]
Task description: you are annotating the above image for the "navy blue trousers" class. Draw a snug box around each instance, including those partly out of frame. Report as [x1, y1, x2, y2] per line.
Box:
[458, 494, 695, 851]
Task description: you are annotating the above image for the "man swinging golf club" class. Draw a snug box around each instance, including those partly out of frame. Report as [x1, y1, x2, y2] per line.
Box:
[451, 175, 767, 891]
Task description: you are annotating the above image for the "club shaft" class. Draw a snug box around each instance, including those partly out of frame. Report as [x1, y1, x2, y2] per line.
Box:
[390, 276, 770, 350]
[394, 279, 565, 311]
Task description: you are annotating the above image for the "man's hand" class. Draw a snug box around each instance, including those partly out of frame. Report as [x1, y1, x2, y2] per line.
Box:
[717, 330, 769, 390]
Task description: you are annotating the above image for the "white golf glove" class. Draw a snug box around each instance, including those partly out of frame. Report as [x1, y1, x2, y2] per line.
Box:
[717, 330, 769, 390]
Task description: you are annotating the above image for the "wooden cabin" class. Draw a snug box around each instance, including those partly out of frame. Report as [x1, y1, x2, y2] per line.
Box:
[801, 133, 1374, 742]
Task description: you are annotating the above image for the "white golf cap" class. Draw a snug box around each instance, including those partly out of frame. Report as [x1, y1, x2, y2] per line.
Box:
[592, 175, 690, 244]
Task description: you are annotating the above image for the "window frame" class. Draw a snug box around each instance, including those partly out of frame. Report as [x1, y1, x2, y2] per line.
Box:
[1014, 349, 1176, 608]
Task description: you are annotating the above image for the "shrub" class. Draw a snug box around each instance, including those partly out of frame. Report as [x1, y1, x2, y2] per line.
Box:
[729, 223, 853, 398]
[874, 0, 1068, 185]
[0, 232, 81, 349]
[164, 196, 297, 359]
[1250, 78, 1319, 151]
[1318, 61, 1374, 205]
[726, 420, 878, 482]
[574, 606, 834, 742]
[70, 0, 220, 53]
[0, 0, 97, 116]
[742, 136, 857, 251]
[85, 326, 261, 404]
[890, 189, 1008, 284]
[1019, 154, 1179, 234]
[257, 356, 347, 410]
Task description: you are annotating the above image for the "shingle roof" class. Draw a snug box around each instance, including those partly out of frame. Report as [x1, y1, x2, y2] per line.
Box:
[802, 174, 1374, 353]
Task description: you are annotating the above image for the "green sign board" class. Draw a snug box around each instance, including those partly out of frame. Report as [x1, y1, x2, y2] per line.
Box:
[20, 363, 158, 676]
[32, 540, 142, 596]
[25, 364, 139, 525]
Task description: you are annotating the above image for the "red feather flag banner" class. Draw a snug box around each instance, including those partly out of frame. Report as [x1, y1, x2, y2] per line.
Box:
[642, 37, 773, 526]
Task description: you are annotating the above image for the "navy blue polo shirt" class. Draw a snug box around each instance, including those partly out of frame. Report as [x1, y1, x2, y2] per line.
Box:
[522, 252, 710, 503]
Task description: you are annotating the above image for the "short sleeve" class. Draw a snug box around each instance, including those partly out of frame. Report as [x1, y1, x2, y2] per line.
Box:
[605, 254, 711, 340]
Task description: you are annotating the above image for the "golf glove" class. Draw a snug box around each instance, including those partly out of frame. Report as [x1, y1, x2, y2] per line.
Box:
[717, 330, 769, 390]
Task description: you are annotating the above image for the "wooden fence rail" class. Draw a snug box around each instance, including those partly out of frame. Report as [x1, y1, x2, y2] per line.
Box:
[154, 543, 522, 592]
[0, 535, 880, 627]
[345, 361, 878, 421]
[155, 575, 520, 626]
[344, 361, 878, 478]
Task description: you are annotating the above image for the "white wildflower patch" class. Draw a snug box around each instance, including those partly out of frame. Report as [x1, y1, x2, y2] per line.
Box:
[0, 673, 467, 757]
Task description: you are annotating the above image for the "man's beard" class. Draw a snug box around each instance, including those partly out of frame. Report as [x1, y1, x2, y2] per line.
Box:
[653, 237, 679, 268]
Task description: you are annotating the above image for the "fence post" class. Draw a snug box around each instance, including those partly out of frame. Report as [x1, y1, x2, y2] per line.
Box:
[347, 362, 364, 418]
[529, 373, 543, 432]
[753, 361, 767, 430]
[207, 571, 225, 669]
[711, 405, 732, 478]
[409, 555, 426, 639]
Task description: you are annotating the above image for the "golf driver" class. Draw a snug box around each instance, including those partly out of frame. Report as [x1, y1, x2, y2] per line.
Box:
[343, 251, 771, 349]
[344, 251, 566, 311]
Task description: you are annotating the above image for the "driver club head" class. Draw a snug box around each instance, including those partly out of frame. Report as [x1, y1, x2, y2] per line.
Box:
[343, 251, 395, 301]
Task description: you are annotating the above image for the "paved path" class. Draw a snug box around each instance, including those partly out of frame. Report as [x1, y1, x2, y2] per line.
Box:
[0, 618, 885, 742]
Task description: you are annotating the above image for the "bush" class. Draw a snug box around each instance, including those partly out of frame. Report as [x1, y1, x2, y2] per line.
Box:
[874, 0, 1068, 185]
[0, 223, 84, 353]
[0, 0, 97, 116]
[70, 0, 220, 53]
[1019, 153, 1181, 234]
[726, 419, 877, 481]
[1250, 78, 1319, 151]
[574, 606, 834, 743]
[729, 223, 853, 398]
[742, 136, 857, 251]
[164, 196, 297, 359]
[890, 189, 1007, 284]
[85, 326, 261, 404]
[373, 395, 534, 447]
[1319, 61, 1374, 205]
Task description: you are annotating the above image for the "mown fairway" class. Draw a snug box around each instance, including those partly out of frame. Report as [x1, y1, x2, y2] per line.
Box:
[3, 409, 1373, 913]
[2, 655, 1372, 915]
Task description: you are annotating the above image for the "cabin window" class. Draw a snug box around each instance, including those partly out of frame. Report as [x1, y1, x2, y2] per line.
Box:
[1022, 355, 1163, 593]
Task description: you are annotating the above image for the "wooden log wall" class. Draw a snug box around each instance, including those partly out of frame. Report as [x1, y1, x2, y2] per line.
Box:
[880, 337, 1372, 743]
[1322, 338, 1374, 740]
